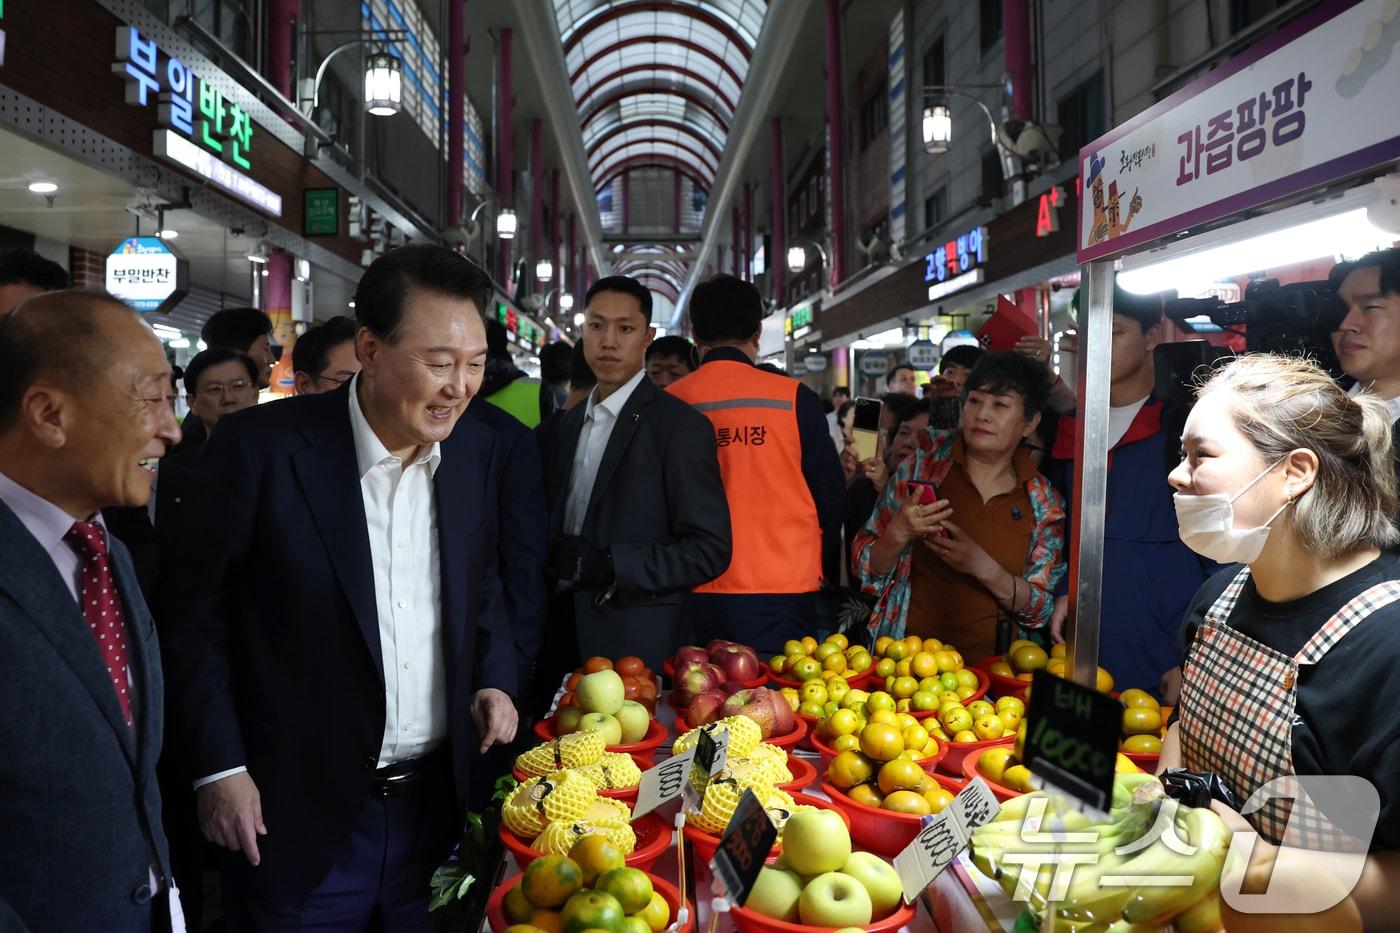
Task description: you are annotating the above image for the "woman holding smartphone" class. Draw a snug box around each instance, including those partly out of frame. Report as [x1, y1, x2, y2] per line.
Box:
[853, 352, 1066, 659]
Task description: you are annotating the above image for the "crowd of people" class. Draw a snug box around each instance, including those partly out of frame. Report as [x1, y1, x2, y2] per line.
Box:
[2, 243, 1400, 930]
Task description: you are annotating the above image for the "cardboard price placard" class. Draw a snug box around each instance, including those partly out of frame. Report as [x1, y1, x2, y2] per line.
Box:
[1022, 669, 1121, 817]
[632, 748, 695, 818]
[893, 778, 1001, 903]
[681, 724, 730, 813]
[709, 788, 778, 907]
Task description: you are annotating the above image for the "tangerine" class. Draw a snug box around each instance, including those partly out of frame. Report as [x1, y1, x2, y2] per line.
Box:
[521, 855, 583, 909]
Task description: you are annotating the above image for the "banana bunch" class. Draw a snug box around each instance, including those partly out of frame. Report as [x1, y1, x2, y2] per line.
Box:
[671, 716, 763, 758]
[970, 773, 1230, 931]
[514, 731, 607, 777]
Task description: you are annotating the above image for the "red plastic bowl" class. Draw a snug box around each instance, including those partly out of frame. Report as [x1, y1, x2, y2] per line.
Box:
[819, 777, 965, 857]
[778, 753, 818, 792]
[973, 654, 1033, 701]
[794, 712, 819, 750]
[959, 747, 1026, 802]
[532, 716, 668, 764]
[936, 733, 1016, 776]
[681, 792, 847, 866]
[497, 811, 672, 873]
[511, 751, 652, 803]
[486, 867, 693, 933]
[671, 713, 810, 752]
[808, 730, 946, 775]
[731, 894, 916, 933]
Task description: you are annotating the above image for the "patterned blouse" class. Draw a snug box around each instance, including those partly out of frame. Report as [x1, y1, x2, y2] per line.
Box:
[852, 428, 1068, 641]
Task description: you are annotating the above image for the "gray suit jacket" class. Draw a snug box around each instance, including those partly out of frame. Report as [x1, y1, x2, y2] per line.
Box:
[0, 502, 171, 933]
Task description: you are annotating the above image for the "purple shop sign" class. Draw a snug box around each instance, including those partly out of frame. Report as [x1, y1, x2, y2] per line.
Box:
[1077, 0, 1400, 264]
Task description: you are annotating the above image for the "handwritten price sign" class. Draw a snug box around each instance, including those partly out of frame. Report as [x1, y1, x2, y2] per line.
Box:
[893, 778, 1001, 902]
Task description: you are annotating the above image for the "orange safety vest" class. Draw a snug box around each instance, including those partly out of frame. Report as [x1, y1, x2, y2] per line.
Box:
[668, 359, 822, 594]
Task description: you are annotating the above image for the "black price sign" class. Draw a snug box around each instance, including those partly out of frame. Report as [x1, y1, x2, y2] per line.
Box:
[682, 724, 729, 812]
[710, 788, 778, 906]
[1022, 669, 1121, 816]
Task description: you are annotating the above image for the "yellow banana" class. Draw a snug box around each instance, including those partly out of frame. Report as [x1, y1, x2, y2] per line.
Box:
[1172, 892, 1224, 933]
[1119, 805, 1230, 926]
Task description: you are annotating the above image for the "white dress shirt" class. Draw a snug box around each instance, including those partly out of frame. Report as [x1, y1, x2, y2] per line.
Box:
[563, 368, 647, 536]
[347, 374, 448, 767]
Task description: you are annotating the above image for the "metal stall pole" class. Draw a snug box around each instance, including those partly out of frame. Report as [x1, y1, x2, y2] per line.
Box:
[1065, 258, 1114, 688]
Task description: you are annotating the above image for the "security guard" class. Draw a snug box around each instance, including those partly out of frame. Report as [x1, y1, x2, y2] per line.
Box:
[669, 275, 845, 654]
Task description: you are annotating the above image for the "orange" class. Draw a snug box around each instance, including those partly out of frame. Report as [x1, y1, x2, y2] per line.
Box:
[505, 884, 535, 923]
[923, 785, 956, 813]
[884, 640, 909, 662]
[1096, 666, 1115, 694]
[831, 733, 860, 753]
[1001, 765, 1035, 793]
[976, 746, 1015, 784]
[877, 758, 926, 794]
[848, 783, 884, 807]
[874, 635, 894, 656]
[1050, 642, 1066, 658]
[954, 668, 979, 691]
[972, 714, 1004, 740]
[637, 890, 671, 931]
[1122, 707, 1163, 736]
[859, 722, 905, 761]
[527, 909, 564, 933]
[953, 729, 978, 743]
[1122, 734, 1163, 755]
[521, 855, 583, 909]
[933, 650, 960, 673]
[875, 658, 897, 678]
[822, 652, 847, 675]
[560, 890, 625, 933]
[800, 636, 819, 653]
[827, 750, 875, 789]
[922, 637, 944, 653]
[895, 658, 914, 678]
[882, 790, 933, 815]
[911, 652, 938, 679]
[989, 661, 1015, 678]
[827, 633, 850, 650]
[504, 925, 551, 933]
[596, 867, 654, 914]
[567, 835, 625, 887]
[1119, 688, 1160, 710]
[1009, 644, 1049, 674]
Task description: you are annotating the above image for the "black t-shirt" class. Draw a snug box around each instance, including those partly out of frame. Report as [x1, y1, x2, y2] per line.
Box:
[1179, 553, 1400, 849]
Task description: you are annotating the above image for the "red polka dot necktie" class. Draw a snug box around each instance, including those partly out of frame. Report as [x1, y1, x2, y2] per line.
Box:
[64, 520, 133, 727]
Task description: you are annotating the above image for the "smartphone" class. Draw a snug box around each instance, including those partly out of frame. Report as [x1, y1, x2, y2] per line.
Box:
[851, 397, 882, 461]
[906, 480, 939, 504]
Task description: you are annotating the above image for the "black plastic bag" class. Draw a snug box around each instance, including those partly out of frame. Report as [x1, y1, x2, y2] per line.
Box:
[1159, 768, 1245, 811]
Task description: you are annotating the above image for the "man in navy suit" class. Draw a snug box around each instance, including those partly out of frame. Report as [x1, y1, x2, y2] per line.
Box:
[0, 291, 182, 931]
[160, 245, 520, 930]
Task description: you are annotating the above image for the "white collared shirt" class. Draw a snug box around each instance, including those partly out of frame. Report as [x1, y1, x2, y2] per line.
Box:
[1349, 381, 1400, 423]
[563, 369, 647, 536]
[347, 374, 448, 766]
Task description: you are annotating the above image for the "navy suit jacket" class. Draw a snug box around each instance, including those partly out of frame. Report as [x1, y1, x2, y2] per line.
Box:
[157, 384, 518, 902]
[0, 502, 172, 932]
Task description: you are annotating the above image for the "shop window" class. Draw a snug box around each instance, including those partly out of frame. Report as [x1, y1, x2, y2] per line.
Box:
[1056, 71, 1106, 162]
[979, 0, 1003, 53]
[186, 0, 253, 63]
[859, 79, 889, 150]
[980, 150, 1003, 202]
[363, 0, 444, 150]
[923, 187, 947, 231]
[922, 35, 946, 89]
[1230, 0, 1290, 32]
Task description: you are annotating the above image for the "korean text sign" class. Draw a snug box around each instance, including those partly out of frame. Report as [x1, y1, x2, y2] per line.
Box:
[1077, 0, 1400, 262]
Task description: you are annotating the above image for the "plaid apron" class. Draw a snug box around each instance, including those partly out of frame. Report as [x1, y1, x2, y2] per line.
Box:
[1178, 565, 1400, 848]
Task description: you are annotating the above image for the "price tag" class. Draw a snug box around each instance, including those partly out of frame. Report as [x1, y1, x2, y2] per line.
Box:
[709, 788, 778, 907]
[682, 724, 730, 812]
[632, 748, 696, 818]
[893, 778, 1001, 903]
[1022, 669, 1121, 818]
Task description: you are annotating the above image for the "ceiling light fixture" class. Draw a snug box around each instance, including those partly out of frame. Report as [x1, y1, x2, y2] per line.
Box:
[27, 181, 59, 194]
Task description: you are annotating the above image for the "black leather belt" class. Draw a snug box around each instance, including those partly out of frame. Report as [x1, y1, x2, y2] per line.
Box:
[370, 748, 445, 797]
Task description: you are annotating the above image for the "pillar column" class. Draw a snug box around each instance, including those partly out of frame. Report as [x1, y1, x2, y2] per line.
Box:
[550, 169, 560, 316]
[770, 118, 785, 304]
[529, 118, 543, 289]
[1004, 0, 1033, 120]
[266, 0, 301, 99]
[447, 0, 465, 226]
[824, 0, 847, 286]
[265, 250, 295, 393]
[743, 182, 753, 282]
[496, 28, 514, 286]
[731, 206, 741, 278]
[566, 212, 577, 308]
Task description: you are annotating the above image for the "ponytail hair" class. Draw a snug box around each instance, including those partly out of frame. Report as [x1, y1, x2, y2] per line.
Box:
[1198, 354, 1399, 559]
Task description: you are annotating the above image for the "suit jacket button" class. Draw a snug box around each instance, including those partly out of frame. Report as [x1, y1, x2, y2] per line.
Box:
[131, 884, 152, 904]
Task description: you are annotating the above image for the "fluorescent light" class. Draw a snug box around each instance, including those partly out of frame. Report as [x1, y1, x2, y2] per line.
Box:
[852, 327, 906, 350]
[927, 268, 985, 301]
[27, 181, 58, 193]
[157, 229, 178, 240]
[169, 337, 191, 349]
[922, 104, 952, 155]
[152, 324, 182, 339]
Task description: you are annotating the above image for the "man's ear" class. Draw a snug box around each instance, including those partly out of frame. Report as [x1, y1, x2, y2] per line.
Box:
[21, 384, 70, 450]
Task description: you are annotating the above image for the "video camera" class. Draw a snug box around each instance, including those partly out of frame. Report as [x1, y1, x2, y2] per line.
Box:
[1164, 279, 1348, 378]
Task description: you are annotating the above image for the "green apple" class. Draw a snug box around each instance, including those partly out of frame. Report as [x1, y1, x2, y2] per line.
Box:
[614, 700, 651, 744]
[780, 809, 851, 876]
[798, 872, 873, 927]
[743, 866, 803, 922]
[578, 712, 622, 746]
[556, 706, 584, 735]
[839, 851, 903, 919]
[576, 669, 626, 715]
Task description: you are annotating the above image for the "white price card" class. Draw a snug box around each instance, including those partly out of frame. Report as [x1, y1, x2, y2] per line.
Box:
[632, 749, 695, 819]
[893, 778, 1001, 903]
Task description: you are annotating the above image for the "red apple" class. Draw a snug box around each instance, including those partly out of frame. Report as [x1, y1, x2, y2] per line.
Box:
[721, 688, 777, 738]
[688, 688, 728, 726]
[674, 664, 722, 704]
[673, 646, 710, 668]
[705, 639, 735, 653]
[767, 688, 796, 736]
[712, 644, 762, 683]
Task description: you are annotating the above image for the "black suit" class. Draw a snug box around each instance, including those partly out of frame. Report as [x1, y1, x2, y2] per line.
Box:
[537, 375, 731, 669]
[159, 384, 518, 910]
[0, 500, 173, 932]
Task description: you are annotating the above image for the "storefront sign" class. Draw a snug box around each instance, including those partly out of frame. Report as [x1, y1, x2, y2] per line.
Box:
[927, 268, 984, 302]
[495, 302, 541, 352]
[803, 354, 828, 372]
[154, 131, 282, 216]
[858, 353, 890, 377]
[114, 26, 255, 171]
[1022, 670, 1122, 816]
[786, 304, 814, 340]
[1078, 0, 1400, 262]
[1036, 185, 1068, 237]
[304, 188, 340, 237]
[923, 226, 988, 285]
[106, 236, 188, 313]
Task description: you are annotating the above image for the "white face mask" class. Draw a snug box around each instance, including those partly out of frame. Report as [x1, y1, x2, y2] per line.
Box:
[1174, 459, 1292, 564]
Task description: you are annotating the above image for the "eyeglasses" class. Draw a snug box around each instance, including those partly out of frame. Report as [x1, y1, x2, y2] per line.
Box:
[200, 379, 253, 398]
[314, 372, 353, 388]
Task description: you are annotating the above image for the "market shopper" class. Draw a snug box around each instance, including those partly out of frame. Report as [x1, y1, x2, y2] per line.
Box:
[645, 333, 700, 388]
[202, 306, 277, 390]
[886, 362, 919, 396]
[481, 318, 545, 427]
[537, 275, 731, 672]
[0, 291, 182, 931]
[853, 352, 1066, 660]
[539, 339, 573, 418]
[1332, 248, 1400, 490]
[927, 344, 983, 429]
[0, 246, 70, 315]
[159, 245, 520, 929]
[842, 392, 927, 558]
[669, 274, 844, 654]
[1160, 354, 1400, 923]
[291, 315, 360, 395]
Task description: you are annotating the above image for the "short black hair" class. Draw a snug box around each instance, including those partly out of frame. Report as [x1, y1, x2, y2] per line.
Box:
[1330, 248, 1400, 298]
[584, 275, 653, 323]
[939, 345, 983, 373]
[646, 335, 699, 371]
[833, 386, 851, 399]
[963, 351, 1052, 417]
[540, 341, 573, 384]
[200, 307, 273, 352]
[836, 399, 855, 424]
[569, 339, 597, 390]
[0, 290, 128, 431]
[689, 274, 763, 343]
[887, 363, 916, 386]
[485, 318, 511, 360]
[354, 244, 494, 343]
[1113, 286, 1165, 331]
[881, 392, 927, 446]
[184, 347, 259, 396]
[291, 316, 358, 377]
[0, 248, 70, 291]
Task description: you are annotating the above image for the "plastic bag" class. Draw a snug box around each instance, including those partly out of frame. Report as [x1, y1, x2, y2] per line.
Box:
[1159, 768, 1244, 811]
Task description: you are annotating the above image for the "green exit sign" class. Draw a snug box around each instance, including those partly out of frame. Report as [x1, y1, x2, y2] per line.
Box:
[303, 188, 339, 237]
